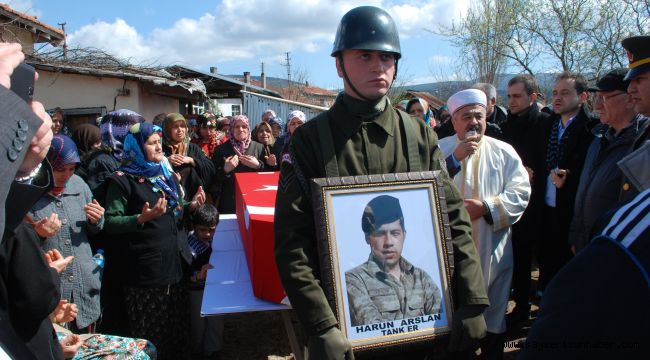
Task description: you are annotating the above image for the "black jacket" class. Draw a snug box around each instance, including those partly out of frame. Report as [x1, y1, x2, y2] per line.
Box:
[76, 147, 120, 193]
[103, 173, 192, 287]
[540, 105, 596, 226]
[164, 142, 215, 201]
[212, 141, 266, 214]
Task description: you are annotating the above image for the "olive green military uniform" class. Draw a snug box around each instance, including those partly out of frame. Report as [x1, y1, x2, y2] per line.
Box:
[274, 93, 488, 353]
[346, 255, 442, 327]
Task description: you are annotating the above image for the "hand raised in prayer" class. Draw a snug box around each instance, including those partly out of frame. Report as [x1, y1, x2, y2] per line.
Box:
[264, 154, 277, 167]
[50, 299, 78, 324]
[84, 199, 104, 225]
[29, 213, 62, 238]
[239, 154, 260, 169]
[44, 249, 74, 274]
[190, 186, 206, 212]
[453, 135, 480, 162]
[60, 334, 83, 359]
[137, 195, 167, 224]
[169, 154, 194, 167]
[224, 155, 239, 173]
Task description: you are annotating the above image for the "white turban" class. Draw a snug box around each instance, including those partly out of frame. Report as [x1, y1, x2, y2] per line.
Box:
[447, 89, 487, 116]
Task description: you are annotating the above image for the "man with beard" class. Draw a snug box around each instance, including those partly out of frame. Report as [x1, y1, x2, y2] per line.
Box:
[439, 89, 531, 360]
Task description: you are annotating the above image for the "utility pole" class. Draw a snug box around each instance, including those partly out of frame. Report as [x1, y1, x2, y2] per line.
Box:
[58, 22, 67, 59]
[282, 52, 292, 87]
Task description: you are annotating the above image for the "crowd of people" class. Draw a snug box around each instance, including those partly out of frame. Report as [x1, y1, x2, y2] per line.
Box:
[1, 5, 649, 360]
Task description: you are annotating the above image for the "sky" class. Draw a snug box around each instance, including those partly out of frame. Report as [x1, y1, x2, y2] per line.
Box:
[9, 0, 470, 89]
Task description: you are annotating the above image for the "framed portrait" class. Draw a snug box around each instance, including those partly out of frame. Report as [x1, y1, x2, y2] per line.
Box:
[311, 171, 454, 353]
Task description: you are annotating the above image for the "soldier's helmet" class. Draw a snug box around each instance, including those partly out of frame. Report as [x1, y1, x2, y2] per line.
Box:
[331, 6, 401, 59]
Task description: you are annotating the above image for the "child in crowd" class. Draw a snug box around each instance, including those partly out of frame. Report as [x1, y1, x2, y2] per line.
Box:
[188, 204, 224, 359]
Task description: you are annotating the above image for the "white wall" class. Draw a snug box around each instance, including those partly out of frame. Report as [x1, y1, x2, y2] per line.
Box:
[34, 70, 181, 121]
[35, 70, 140, 111]
[217, 98, 242, 117]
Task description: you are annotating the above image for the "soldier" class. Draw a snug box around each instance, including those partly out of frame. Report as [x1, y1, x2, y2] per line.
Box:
[274, 6, 488, 360]
[346, 195, 442, 327]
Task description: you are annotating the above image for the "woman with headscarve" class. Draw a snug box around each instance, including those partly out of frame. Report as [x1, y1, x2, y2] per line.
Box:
[74, 109, 145, 193]
[212, 115, 265, 214]
[253, 121, 278, 171]
[103, 123, 205, 359]
[29, 135, 105, 333]
[276, 110, 306, 163]
[406, 97, 436, 127]
[162, 113, 215, 202]
[191, 113, 228, 158]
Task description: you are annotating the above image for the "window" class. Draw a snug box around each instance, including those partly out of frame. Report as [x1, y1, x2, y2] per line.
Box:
[231, 104, 242, 116]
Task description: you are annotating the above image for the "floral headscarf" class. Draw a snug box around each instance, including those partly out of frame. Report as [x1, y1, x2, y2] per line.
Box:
[100, 109, 145, 160]
[162, 113, 190, 156]
[229, 115, 251, 156]
[119, 123, 181, 211]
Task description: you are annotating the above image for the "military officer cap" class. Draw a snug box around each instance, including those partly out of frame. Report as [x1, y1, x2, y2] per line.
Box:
[622, 36, 650, 81]
[361, 195, 404, 234]
[587, 68, 630, 92]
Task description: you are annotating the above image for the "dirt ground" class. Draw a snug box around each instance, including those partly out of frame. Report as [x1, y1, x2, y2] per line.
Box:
[217, 271, 541, 360]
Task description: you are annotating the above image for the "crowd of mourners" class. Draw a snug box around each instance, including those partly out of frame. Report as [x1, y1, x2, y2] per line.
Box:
[1, 24, 649, 360]
[14, 105, 310, 359]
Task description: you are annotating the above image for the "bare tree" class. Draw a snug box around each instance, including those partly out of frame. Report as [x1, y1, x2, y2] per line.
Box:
[433, 0, 519, 83]
[435, 0, 649, 80]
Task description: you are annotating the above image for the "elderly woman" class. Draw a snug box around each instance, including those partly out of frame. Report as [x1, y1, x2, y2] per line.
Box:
[103, 123, 205, 359]
[29, 135, 105, 333]
[253, 121, 278, 171]
[162, 113, 215, 201]
[276, 110, 306, 162]
[406, 97, 436, 127]
[212, 115, 265, 214]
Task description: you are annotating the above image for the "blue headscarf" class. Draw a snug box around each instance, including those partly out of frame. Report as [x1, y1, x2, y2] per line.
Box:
[119, 123, 181, 210]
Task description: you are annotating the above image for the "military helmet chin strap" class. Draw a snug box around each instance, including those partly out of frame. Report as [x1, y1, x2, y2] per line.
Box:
[338, 53, 399, 103]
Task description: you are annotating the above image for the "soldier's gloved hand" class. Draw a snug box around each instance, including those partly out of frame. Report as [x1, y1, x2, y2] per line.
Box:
[448, 305, 487, 352]
[307, 326, 354, 360]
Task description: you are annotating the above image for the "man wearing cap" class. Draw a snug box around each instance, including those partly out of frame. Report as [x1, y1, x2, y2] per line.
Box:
[274, 6, 488, 360]
[619, 36, 650, 202]
[346, 195, 442, 327]
[569, 68, 648, 253]
[439, 89, 531, 359]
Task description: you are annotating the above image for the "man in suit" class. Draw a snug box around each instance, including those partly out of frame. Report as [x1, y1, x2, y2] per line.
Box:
[0, 42, 53, 238]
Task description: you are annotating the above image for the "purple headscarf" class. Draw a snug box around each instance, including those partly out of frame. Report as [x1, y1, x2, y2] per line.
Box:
[100, 109, 145, 160]
[47, 135, 80, 171]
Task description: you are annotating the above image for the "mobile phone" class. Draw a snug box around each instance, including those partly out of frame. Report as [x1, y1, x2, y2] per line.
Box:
[9, 63, 35, 103]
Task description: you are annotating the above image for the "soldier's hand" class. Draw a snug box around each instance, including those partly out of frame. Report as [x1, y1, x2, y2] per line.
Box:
[306, 326, 354, 360]
[448, 305, 487, 352]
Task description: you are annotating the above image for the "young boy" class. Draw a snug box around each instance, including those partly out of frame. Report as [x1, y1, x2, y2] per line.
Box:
[188, 204, 224, 359]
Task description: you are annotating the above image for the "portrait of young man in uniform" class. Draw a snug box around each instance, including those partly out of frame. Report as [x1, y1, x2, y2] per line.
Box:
[346, 195, 442, 327]
[274, 6, 488, 359]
